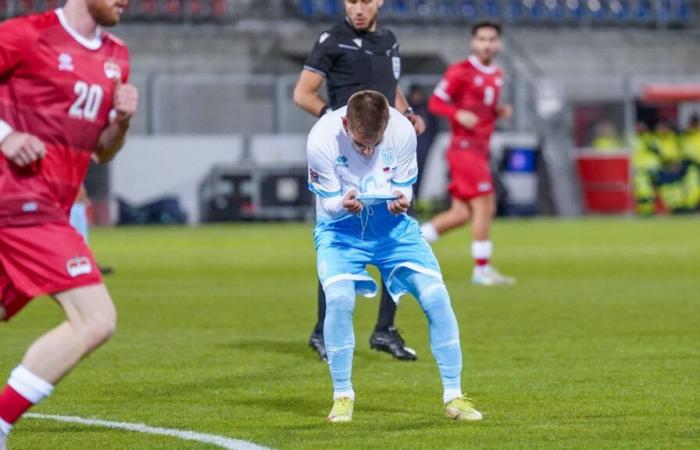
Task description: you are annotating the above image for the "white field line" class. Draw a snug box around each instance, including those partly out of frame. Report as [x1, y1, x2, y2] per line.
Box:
[25, 413, 273, 450]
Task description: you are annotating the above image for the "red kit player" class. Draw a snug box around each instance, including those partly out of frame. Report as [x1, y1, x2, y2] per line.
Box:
[0, 0, 137, 446]
[420, 21, 515, 286]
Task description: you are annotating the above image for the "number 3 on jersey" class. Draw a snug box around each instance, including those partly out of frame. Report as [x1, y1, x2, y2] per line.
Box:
[69, 81, 103, 121]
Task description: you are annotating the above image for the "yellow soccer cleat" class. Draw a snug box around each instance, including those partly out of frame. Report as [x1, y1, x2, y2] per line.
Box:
[327, 397, 354, 423]
[445, 396, 483, 421]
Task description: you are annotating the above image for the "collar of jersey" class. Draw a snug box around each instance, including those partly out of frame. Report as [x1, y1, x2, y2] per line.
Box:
[468, 55, 496, 75]
[55, 8, 103, 51]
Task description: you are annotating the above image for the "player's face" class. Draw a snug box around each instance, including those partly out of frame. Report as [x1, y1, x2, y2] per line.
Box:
[343, 117, 385, 158]
[470, 27, 501, 64]
[345, 0, 383, 32]
[87, 0, 128, 27]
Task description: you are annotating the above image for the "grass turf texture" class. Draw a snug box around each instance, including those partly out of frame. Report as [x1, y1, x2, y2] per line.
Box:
[1, 217, 698, 449]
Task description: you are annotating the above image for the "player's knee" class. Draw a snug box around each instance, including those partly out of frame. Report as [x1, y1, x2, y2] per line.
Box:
[80, 305, 117, 350]
[449, 205, 470, 225]
[324, 281, 356, 313]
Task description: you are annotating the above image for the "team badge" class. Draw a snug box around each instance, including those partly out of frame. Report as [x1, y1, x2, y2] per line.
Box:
[382, 151, 395, 166]
[495, 78, 504, 86]
[353, 38, 363, 48]
[104, 61, 122, 80]
[474, 76, 484, 86]
[58, 53, 74, 72]
[392, 56, 401, 80]
[335, 155, 349, 168]
[66, 256, 93, 278]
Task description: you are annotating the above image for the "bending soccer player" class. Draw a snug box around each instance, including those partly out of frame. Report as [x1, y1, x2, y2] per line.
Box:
[307, 90, 482, 422]
[0, 0, 137, 447]
[420, 21, 515, 286]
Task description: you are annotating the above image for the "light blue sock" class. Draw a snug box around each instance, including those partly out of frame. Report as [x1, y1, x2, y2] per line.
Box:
[406, 272, 462, 399]
[70, 203, 89, 244]
[323, 280, 356, 400]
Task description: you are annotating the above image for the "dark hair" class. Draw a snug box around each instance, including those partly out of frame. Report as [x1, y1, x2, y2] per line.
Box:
[471, 20, 501, 36]
[346, 90, 390, 140]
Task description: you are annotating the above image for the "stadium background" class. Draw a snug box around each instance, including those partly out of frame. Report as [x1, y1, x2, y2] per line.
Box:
[1, 2, 699, 449]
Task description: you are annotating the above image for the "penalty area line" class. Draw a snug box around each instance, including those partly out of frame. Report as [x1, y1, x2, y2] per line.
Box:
[25, 413, 273, 450]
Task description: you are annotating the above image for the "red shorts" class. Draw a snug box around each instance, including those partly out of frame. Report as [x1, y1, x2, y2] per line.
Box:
[447, 150, 494, 201]
[0, 221, 102, 321]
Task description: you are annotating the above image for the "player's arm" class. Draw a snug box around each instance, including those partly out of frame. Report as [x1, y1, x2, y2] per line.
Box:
[293, 69, 329, 118]
[395, 87, 426, 136]
[429, 68, 479, 130]
[388, 119, 418, 214]
[307, 139, 355, 215]
[0, 19, 48, 167]
[94, 79, 138, 164]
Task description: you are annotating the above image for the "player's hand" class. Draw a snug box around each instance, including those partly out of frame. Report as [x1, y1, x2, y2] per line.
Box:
[112, 78, 138, 125]
[342, 189, 363, 214]
[0, 131, 46, 167]
[388, 192, 410, 214]
[455, 110, 479, 129]
[498, 104, 513, 120]
[405, 113, 426, 136]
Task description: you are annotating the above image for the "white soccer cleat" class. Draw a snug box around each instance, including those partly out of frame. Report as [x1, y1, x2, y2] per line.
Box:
[472, 266, 515, 286]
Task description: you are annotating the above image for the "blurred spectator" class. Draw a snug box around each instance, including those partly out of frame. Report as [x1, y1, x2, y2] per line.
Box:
[631, 121, 660, 215]
[649, 120, 697, 213]
[407, 84, 439, 199]
[680, 115, 700, 210]
[591, 120, 623, 152]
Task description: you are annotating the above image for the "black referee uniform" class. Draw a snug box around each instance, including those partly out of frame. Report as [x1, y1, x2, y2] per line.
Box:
[304, 18, 417, 361]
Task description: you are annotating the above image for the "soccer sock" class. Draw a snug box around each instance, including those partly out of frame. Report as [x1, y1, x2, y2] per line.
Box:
[374, 281, 396, 332]
[70, 203, 89, 244]
[323, 280, 356, 401]
[0, 366, 54, 434]
[420, 222, 439, 243]
[313, 280, 326, 335]
[471, 240, 493, 268]
[407, 272, 462, 403]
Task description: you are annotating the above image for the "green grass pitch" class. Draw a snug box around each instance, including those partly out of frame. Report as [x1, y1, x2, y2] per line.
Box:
[1, 217, 698, 449]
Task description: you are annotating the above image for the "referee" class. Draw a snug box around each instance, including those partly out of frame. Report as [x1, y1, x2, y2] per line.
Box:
[294, 0, 426, 362]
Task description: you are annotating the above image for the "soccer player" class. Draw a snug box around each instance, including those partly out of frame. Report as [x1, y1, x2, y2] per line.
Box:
[0, 0, 137, 446]
[419, 21, 515, 286]
[308, 90, 482, 422]
[294, 0, 425, 362]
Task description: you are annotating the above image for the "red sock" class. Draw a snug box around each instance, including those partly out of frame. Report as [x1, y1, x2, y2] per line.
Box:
[0, 385, 34, 426]
[475, 258, 489, 267]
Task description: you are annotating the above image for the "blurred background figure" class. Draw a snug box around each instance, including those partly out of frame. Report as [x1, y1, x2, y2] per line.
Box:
[407, 84, 439, 201]
[592, 120, 624, 152]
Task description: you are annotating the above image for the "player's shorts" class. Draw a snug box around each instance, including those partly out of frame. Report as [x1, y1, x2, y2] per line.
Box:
[447, 149, 494, 201]
[314, 208, 443, 303]
[0, 221, 103, 321]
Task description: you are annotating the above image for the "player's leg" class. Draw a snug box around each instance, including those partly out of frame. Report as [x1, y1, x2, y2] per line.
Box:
[369, 281, 417, 361]
[420, 197, 471, 243]
[0, 284, 116, 438]
[323, 280, 357, 422]
[404, 271, 482, 420]
[308, 279, 328, 361]
[469, 193, 514, 285]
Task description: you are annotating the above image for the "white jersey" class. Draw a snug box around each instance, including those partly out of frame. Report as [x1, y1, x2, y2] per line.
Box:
[307, 106, 418, 223]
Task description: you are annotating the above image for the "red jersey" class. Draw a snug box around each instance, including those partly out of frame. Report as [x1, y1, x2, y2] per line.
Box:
[429, 56, 503, 157]
[0, 9, 130, 227]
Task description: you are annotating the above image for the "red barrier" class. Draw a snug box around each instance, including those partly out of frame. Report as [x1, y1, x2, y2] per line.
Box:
[576, 152, 633, 214]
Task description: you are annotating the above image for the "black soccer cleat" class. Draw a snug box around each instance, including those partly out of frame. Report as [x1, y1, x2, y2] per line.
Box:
[369, 327, 417, 361]
[308, 330, 327, 362]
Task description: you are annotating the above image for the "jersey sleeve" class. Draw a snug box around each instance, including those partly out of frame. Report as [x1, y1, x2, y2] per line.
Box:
[307, 135, 342, 198]
[391, 118, 418, 188]
[303, 30, 338, 77]
[429, 65, 462, 119]
[0, 19, 28, 78]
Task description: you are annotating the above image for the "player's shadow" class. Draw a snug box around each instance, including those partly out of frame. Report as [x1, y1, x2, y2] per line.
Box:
[216, 338, 318, 361]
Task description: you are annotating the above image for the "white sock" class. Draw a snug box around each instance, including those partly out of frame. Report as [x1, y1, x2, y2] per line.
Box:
[0, 418, 11, 435]
[471, 240, 493, 269]
[421, 223, 439, 243]
[333, 390, 355, 401]
[8, 365, 54, 404]
[443, 388, 463, 404]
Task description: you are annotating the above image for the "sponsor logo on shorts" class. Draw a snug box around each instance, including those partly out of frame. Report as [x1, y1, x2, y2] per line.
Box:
[22, 202, 39, 213]
[66, 257, 93, 278]
[478, 182, 492, 192]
